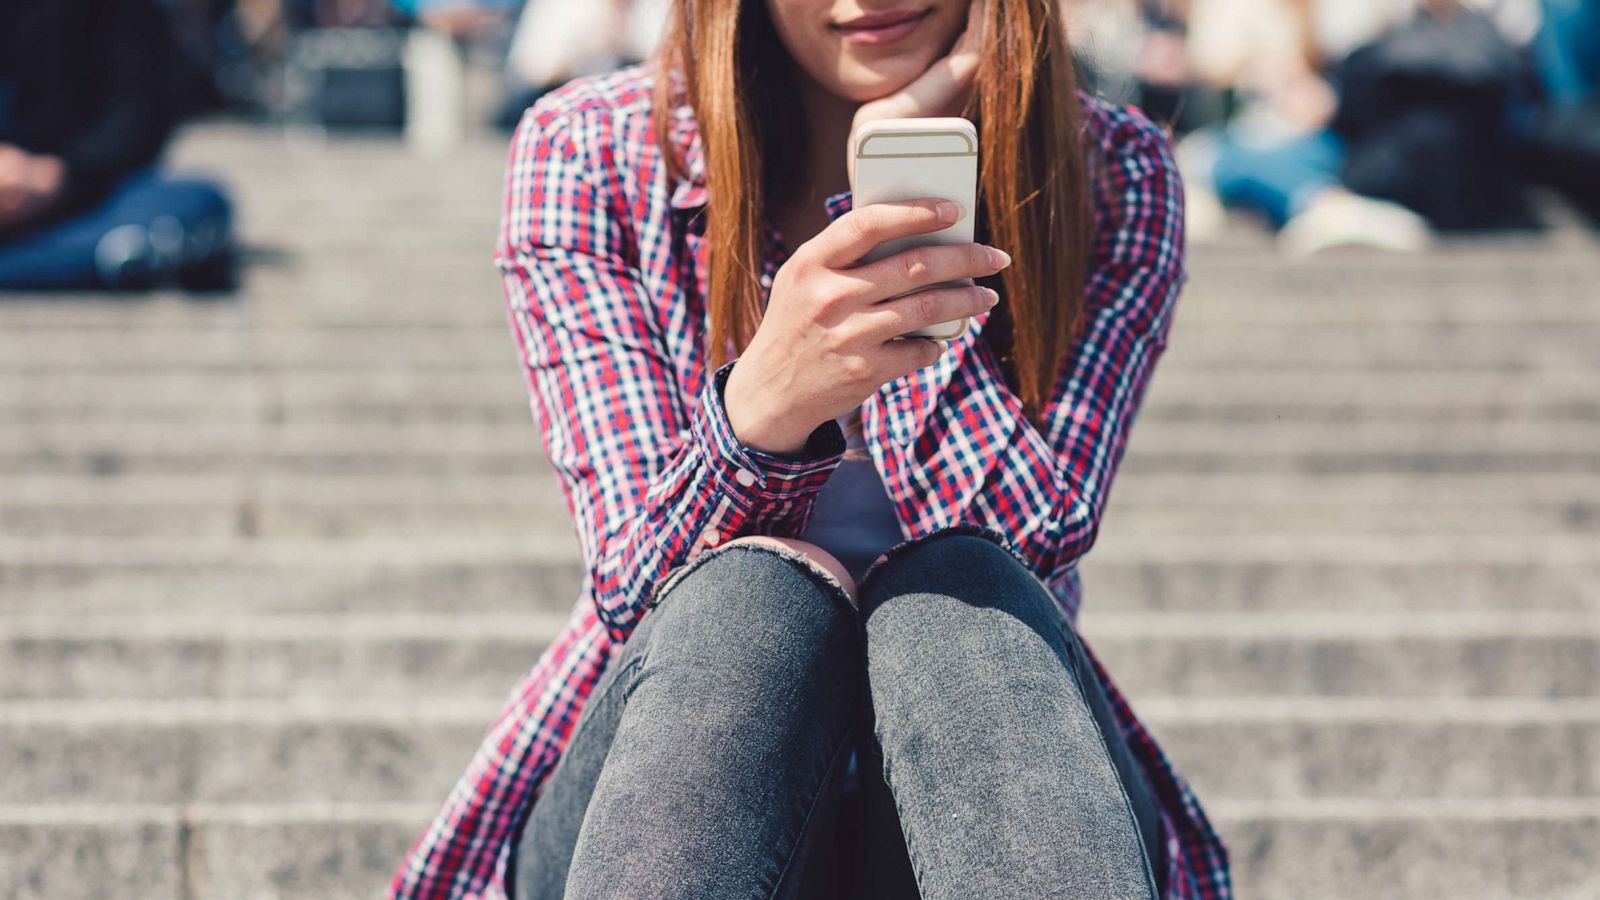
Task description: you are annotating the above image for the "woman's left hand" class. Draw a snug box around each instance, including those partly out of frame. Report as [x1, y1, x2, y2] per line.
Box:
[848, 0, 986, 189]
[0, 145, 65, 231]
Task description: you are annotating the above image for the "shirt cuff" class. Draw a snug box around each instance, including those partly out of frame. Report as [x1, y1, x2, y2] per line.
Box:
[824, 191, 854, 222]
[691, 358, 845, 512]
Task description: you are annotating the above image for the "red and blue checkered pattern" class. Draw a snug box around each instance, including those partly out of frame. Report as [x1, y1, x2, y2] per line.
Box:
[390, 62, 1230, 900]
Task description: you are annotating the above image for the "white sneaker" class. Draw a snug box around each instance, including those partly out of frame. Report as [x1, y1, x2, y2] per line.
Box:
[1278, 190, 1433, 259]
[1174, 131, 1228, 244]
[1185, 180, 1229, 244]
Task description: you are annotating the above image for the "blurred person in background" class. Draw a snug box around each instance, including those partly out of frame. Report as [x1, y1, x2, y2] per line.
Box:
[381, 0, 669, 132]
[391, 0, 519, 38]
[1176, 0, 1543, 254]
[498, 0, 670, 127]
[1526, 0, 1600, 219]
[1064, 0, 1229, 136]
[1328, 0, 1542, 233]
[0, 0, 234, 290]
[1178, 0, 1434, 254]
[1532, 0, 1599, 106]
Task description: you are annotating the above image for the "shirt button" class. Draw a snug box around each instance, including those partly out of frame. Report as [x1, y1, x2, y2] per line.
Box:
[734, 467, 757, 487]
[702, 528, 722, 546]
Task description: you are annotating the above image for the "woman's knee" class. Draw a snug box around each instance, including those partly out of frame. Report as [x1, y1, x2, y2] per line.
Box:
[724, 535, 857, 601]
[861, 529, 1065, 672]
[862, 529, 1044, 613]
[647, 537, 861, 687]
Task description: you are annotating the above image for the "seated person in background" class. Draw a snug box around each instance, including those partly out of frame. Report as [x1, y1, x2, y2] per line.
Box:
[1183, 0, 1545, 251]
[1178, 0, 1435, 256]
[498, 0, 668, 127]
[1526, 0, 1600, 220]
[0, 0, 234, 291]
[1533, 0, 1600, 108]
[391, 0, 519, 39]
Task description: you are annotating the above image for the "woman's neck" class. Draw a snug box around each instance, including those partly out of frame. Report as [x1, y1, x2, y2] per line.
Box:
[772, 68, 857, 249]
[796, 74, 857, 197]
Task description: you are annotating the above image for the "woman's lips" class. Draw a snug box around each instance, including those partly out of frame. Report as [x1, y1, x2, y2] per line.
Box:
[830, 7, 934, 46]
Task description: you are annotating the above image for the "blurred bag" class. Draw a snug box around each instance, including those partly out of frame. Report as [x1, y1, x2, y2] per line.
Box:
[1332, 6, 1539, 231]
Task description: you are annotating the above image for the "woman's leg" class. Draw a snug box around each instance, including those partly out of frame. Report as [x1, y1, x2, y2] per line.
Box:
[511, 540, 864, 900]
[849, 735, 923, 900]
[857, 529, 1165, 900]
[1210, 127, 1346, 228]
[0, 170, 232, 290]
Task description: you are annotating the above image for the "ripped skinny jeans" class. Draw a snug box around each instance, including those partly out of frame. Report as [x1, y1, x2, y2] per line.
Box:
[508, 524, 1168, 900]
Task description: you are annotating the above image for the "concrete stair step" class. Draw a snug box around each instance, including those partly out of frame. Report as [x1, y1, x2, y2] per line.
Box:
[6, 387, 1592, 429]
[6, 470, 1598, 510]
[2, 532, 1595, 568]
[4, 548, 1596, 618]
[3, 612, 1594, 702]
[0, 328, 509, 371]
[2, 799, 1597, 899]
[3, 431, 1596, 480]
[1097, 503, 1600, 536]
[5, 496, 1595, 539]
[2, 368, 1595, 418]
[1218, 799, 1600, 900]
[0, 469, 1415, 545]
[6, 321, 1600, 372]
[1160, 323, 1600, 369]
[4, 799, 1594, 900]
[7, 417, 1599, 456]
[13, 405, 1590, 436]
[3, 699, 1595, 806]
[5, 466, 1600, 540]
[7, 451, 1595, 479]
[9, 266, 1600, 326]
[0, 802, 424, 900]
[0, 501, 555, 540]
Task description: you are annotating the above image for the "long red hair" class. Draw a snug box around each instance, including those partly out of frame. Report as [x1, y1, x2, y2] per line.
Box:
[652, 0, 1092, 427]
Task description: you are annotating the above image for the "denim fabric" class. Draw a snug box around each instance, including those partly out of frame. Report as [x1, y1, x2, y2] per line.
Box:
[1210, 127, 1346, 227]
[0, 169, 231, 289]
[0, 82, 15, 143]
[509, 526, 1163, 899]
[1536, 0, 1600, 107]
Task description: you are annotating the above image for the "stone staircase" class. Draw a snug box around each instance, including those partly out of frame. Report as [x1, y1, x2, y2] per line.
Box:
[2, 123, 1598, 899]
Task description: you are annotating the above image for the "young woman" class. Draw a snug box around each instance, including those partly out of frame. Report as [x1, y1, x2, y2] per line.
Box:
[392, 1, 1230, 897]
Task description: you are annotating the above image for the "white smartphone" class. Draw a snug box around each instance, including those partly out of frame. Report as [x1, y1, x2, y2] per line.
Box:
[851, 117, 980, 341]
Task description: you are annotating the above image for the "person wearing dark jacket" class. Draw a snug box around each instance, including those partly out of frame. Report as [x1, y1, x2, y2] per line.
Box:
[0, 0, 234, 290]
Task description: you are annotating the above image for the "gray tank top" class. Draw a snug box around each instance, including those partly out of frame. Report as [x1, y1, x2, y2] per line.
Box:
[798, 406, 904, 585]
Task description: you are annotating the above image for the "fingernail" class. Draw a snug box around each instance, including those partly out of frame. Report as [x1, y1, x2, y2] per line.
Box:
[988, 247, 1012, 269]
[937, 201, 963, 223]
[983, 287, 999, 307]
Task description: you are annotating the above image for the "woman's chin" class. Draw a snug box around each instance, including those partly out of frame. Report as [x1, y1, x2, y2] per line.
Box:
[830, 68, 927, 105]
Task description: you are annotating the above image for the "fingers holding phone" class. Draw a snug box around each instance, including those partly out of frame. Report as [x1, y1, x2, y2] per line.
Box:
[860, 281, 1001, 345]
[723, 196, 1007, 457]
[850, 117, 981, 340]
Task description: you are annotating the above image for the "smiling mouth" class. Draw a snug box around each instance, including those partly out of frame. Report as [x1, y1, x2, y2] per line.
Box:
[829, 7, 935, 45]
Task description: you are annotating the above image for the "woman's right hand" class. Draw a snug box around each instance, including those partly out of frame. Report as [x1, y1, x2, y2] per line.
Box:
[723, 198, 1010, 456]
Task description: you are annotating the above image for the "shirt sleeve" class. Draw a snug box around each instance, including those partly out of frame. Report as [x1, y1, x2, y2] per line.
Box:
[883, 109, 1186, 582]
[499, 102, 845, 644]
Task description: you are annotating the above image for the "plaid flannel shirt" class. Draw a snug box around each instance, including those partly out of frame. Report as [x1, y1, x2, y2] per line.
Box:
[391, 62, 1231, 900]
